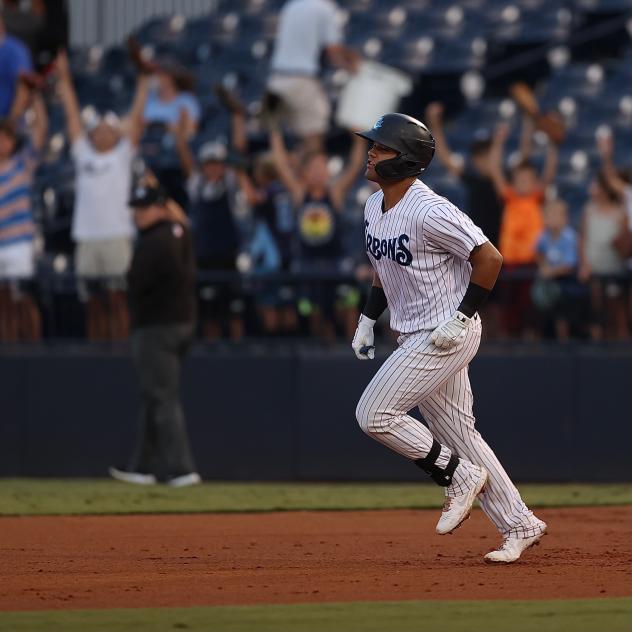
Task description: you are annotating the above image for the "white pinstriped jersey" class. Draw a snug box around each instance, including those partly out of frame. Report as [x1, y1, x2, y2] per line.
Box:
[364, 179, 488, 333]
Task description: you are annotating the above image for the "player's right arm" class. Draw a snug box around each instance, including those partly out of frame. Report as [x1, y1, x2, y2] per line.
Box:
[352, 271, 385, 360]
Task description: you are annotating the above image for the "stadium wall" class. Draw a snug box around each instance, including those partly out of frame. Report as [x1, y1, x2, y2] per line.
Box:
[68, 0, 217, 47]
[0, 346, 630, 482]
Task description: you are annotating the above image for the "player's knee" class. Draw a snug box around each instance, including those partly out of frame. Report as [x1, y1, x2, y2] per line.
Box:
[356, 399, 386, 436]
[355, 400, 369, 433]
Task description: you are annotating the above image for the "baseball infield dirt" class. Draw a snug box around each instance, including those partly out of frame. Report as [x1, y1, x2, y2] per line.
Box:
[1, 506, 630, 611]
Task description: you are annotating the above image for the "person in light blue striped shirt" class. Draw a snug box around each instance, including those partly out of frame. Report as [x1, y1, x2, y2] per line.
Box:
[0, 84, 47, 341]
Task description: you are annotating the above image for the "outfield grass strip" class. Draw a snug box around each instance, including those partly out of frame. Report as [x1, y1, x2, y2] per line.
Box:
[0, 480, 630, 516]
[0, 598, 631, 632]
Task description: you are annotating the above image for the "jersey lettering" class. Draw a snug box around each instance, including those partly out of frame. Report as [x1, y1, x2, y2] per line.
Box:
[365, 229, 413, 266]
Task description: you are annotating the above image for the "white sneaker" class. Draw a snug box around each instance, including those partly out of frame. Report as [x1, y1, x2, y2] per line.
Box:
[484, 523, 548, 563]
[435, 465, 488, 535]
[109, 466, 157, 486]
[166, 472, 202, 488]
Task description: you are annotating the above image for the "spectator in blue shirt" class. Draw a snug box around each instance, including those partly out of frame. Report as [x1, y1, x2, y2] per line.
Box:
[141, 60, 200, 207]
[533, 199, 579, 340]
[0, 15, 32, 118]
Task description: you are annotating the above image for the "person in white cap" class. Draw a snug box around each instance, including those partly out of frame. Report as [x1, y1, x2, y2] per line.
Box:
[175, 108, 245, 340]
[55, 50, 149, 341]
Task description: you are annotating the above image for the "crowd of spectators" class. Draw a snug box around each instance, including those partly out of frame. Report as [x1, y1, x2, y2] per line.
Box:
[0, 0, 631, 345]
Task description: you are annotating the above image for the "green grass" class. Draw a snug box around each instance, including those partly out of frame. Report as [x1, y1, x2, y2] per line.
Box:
[1, 599, 630, 632]
[0, 480, 630, 516]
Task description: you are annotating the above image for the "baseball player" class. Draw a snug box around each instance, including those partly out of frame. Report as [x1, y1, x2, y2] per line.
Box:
[352, 113, 547, 563]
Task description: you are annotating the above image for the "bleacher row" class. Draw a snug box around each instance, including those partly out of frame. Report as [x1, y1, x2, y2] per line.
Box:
[31, 0, 632, 277]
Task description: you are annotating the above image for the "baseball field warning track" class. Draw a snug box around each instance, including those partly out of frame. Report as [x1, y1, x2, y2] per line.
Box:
[1, 506, 630, 611]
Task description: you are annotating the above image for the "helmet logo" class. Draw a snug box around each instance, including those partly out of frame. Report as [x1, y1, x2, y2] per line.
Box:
[373, 116, 384, 129]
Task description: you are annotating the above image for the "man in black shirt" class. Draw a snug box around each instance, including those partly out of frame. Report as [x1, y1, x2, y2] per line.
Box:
[109, 184, 200, 487]
[425, 103, 504, 338]
[425, 103, 503, 246]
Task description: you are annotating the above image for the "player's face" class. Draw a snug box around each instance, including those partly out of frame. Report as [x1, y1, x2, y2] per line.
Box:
[366, 142, 398, 182]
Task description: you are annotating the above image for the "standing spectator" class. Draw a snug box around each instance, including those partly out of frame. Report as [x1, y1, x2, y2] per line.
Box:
[489, 120, 559, 337]
[425, 101, 504, 338]
[218, 86, 297, 335]
[425, 103, 503, 247]
[269, 125, 366, 340]
[174, 109, 244, 341]
[109, 183, 200, 488]
[597, 133, 632, 329]
[0, 81, 47, 342]
[533, 199, 579, 340]
[597, 134, 632, 259]
[55, 50, 148, 341]
[0, 14, 32, 120]
[237, 152, 298, 335]
[578, 172, 629, 340]
[266, 0, 359, 152]
[142, 61, 200, 207]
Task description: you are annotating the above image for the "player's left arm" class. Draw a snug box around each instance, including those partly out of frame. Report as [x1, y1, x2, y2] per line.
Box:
[468, 241, 503, 293]
[430, 241, 503, 349]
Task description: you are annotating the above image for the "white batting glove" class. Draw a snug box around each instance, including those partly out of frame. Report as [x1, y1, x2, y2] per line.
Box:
[352, 314, 376, 360]
[430, 311, 471, 349]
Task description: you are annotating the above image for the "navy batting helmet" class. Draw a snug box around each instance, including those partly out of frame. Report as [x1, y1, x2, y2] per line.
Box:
[356, 113, 435, 181]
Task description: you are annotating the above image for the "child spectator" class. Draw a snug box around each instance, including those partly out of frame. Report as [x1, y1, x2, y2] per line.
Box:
[489, 119, 559, 337]
[0, 82, 47, 341]
[55, 50, 148, 341]
[174, 108, 244, 341]
[579, 171, 629, 340]
[533, 199, 579, 340]
[216, 86, 297, 336]
[269, 124, 366, 340]
[597, 133, 632, 260]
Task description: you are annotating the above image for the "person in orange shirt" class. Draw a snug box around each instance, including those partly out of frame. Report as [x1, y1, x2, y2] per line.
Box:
[489, 119, 559, 337]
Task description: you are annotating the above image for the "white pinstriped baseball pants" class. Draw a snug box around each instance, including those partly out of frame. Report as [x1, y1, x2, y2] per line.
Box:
[356, 317, 542, 538]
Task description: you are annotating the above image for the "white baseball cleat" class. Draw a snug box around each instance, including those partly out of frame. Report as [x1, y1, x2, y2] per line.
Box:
[166, 472, 202, 488]
[109, 466, 157, 486]
[436, 465, 488, 535]
[484, 524, 548, 564]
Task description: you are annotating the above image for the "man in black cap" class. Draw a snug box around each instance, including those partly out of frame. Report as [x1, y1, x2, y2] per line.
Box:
[109, 184, 200, 487]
